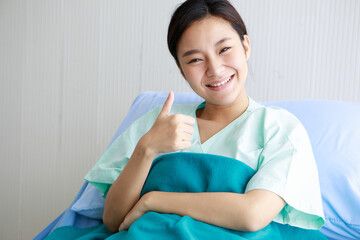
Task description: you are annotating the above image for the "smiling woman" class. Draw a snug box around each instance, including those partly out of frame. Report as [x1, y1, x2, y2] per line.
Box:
[40, 0, 327, 239]
[84, 0, 327, 238]
[176, 16, 250, 107]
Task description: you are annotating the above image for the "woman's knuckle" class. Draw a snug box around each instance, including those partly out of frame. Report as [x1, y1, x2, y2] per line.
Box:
[171, 114, 179, 121]
[188, 126, 194, 133]
[176, 126, 183, 134]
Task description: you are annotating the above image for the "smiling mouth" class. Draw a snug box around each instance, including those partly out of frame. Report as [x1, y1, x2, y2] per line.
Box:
[206, 74, 234, 87]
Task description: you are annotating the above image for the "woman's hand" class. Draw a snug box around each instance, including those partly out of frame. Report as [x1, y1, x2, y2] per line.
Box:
[140, 91, 195, 155]
[104, 92, 196, 233]
[118, 193, 152, 232]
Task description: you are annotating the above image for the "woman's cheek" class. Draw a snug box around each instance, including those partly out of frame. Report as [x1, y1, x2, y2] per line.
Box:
[184, 67, 202, 84]
[226, 52, 242, 66]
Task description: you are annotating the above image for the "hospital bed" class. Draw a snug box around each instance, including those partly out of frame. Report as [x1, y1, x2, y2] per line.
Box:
[35, 91, 360, 240]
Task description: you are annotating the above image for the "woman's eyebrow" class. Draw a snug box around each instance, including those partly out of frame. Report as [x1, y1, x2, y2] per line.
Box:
[215, 37, 231, 46]
[181, 37, 232, 58]
[182, 49, 200, 58]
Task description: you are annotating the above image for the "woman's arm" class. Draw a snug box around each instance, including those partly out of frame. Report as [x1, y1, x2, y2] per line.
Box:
[103, 92, 195, 232]
[102, 140, 156, 233]
[119, 190, 285, 232]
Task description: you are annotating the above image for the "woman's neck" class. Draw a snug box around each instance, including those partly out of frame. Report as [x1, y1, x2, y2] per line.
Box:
[197, 93, 249, 124]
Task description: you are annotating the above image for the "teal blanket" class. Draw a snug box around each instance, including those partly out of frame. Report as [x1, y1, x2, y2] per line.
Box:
[46, 152, 327, 239]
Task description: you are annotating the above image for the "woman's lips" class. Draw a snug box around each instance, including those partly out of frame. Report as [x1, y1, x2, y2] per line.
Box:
[206, 74, 234, 91]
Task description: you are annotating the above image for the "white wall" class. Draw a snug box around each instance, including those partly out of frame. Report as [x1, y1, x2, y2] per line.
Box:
[0, 0, 359, 239]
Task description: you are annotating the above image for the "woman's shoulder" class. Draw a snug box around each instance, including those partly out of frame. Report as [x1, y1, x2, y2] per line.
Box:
[248, 98, 308, 141]
[251, 98, 302, 125]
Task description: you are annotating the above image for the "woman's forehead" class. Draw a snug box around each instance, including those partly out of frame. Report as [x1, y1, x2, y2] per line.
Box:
[177, 16, 239, 53]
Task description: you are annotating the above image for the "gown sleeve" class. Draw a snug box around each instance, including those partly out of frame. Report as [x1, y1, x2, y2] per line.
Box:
[245, 107, 325, 229]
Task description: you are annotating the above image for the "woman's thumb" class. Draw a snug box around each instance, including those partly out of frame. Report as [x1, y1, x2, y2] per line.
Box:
[159, 91, 174, 116]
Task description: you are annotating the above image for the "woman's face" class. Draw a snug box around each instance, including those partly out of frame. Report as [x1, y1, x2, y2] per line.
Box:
[177, 16, 250, 106]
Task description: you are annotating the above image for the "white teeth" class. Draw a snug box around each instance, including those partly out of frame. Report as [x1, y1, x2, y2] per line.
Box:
[209, 76, 231, 87]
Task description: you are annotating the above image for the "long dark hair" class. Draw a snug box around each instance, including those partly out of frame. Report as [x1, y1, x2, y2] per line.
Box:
[167, 0, 248, 65]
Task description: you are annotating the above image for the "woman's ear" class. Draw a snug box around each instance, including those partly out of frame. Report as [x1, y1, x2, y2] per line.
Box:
[242, 35, 251, 60]
[176, 61, 187, 80]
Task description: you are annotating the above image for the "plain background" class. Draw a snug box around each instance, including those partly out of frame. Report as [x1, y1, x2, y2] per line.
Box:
[0, 0, 359, 239]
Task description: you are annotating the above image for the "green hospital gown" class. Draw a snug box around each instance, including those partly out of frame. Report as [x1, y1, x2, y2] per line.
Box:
[85, 97, 325, 230]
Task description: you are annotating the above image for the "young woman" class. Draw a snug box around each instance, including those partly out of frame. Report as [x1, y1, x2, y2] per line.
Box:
[85, 0, 325, 235]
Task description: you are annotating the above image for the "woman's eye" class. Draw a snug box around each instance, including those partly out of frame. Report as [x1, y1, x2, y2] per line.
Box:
[188, 58, 201, 64]
[219, 47, 231, 54]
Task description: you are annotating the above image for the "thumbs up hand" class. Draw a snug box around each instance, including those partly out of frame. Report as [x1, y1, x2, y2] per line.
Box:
[140, 91, 196, 156]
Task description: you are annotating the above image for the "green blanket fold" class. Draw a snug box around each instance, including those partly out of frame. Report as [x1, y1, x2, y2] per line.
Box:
[46, 152, 327, 240]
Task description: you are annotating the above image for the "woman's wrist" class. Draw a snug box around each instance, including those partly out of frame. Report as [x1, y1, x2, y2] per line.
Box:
[135, 135, 158, 160]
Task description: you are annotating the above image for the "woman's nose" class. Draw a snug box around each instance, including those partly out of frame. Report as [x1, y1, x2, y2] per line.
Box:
[206, 57, 225, 77]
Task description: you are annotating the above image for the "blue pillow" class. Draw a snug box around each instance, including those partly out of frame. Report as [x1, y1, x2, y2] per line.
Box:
[73, 92, 360, 239]
[264, 100, 360, 239]
[71, 183, 105, 219]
